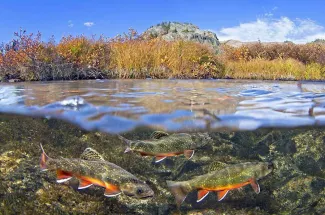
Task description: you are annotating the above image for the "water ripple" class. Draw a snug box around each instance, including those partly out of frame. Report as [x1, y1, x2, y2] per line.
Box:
[0, 80, 325, 133]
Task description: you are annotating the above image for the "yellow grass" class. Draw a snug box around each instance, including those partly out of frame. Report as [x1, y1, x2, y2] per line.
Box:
[225, 58, 325, 80]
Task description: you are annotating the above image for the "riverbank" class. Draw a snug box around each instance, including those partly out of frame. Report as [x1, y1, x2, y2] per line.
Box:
[1, 30, 325, 82]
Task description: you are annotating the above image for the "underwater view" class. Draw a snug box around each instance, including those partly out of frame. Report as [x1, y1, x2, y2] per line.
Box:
[1, 79, 325, 215]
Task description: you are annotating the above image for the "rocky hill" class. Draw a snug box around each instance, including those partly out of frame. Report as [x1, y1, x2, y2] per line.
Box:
[143, 22, 220, 52]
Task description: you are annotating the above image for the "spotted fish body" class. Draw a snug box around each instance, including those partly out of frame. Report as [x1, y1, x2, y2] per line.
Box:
[40, 146, 154, 199]
[119, 131, 212, 163]
[167, 162, 273, 206]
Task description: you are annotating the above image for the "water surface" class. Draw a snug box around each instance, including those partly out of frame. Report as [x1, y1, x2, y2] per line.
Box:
[0, 79, 324, 133]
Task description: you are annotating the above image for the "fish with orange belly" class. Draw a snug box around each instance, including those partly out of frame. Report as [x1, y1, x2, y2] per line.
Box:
[118, 131, 212, 163]
[40, 145, 154, 199]
[167, 162, 273, 207]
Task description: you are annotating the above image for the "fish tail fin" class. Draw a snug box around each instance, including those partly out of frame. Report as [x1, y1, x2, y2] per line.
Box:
[117, 135, 132, 153]
[40, 144, 49, 171]
[166, 180, 189, 207]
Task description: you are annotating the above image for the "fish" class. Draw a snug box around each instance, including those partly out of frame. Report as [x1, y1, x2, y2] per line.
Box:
[39, 145, 154, 199]
[166, 162, 273, 207]
[118, 131, 212, 163]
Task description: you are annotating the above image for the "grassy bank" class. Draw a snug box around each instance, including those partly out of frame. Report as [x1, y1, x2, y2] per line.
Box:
[1, 29, 325, 81]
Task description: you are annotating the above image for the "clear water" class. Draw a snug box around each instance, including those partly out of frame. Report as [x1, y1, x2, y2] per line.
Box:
[0, 79, 325, 214]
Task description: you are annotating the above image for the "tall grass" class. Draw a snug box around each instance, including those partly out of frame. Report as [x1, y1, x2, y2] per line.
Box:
[109, 38, 224, 78]
[225, 58, 325, 80]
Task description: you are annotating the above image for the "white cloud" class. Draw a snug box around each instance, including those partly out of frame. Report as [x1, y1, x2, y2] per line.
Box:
[84, 22, 95, 27]
[68, 20, 73, 28]
[216, 16, 325, 43]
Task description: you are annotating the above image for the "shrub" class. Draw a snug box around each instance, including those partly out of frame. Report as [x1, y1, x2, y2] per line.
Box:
[221, 42, 325, 65]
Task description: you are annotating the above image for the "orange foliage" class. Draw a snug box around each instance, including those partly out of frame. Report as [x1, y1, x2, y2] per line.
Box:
[221, 42, 325, 65]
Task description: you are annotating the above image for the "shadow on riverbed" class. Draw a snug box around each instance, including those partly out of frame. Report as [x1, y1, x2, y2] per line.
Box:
[0, 114, 325, 215]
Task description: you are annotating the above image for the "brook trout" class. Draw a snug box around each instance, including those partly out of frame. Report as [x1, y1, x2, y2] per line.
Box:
[167, 162, 273, 206]
[40, 145, 154, 199]
[119, 131, 212, 163]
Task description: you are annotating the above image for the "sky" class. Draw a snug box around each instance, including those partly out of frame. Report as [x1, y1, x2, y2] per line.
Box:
[1, 0, 325, 44]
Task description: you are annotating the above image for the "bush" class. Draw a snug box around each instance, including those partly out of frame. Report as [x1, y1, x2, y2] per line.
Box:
[0, 29, 224, 81]
[221, 42, 325, 65]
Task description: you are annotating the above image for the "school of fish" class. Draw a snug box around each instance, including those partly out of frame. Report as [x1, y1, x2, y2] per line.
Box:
[39, 130, 273, 208]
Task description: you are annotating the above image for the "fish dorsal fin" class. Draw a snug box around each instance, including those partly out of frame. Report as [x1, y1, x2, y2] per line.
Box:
[217, 190, 229, 201]
[80, 148, 105, 161]
[250, 179, 260, 194]
[208, 161, 228, 172]
[150, 131, 169, 139]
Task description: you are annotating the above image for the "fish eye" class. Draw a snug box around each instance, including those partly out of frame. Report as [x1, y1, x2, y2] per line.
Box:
[136, 188, 143, 195]
[267, 162, 274, 170]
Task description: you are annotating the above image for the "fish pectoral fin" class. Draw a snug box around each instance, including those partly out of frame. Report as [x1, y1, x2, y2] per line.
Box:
[217, 190, 229, 201]
[78, 179, 93, 189]
[250, 179, 260, 194]
[197, 190, 210, 202]
[184, 150, 195, 159]
[104, 184, 121, 197]
[124, 147, 132, 153]
[56, 169, 72, 183]
[155, 156, 167, 163]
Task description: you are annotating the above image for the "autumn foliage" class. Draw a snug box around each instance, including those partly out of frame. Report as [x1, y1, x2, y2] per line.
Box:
[220, 42, 325, 80]
[0, 29, 224, 81]
[1, 29, 325, 81]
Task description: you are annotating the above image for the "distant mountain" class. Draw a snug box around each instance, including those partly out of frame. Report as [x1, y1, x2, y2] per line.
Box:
[143, 22, 220, 52]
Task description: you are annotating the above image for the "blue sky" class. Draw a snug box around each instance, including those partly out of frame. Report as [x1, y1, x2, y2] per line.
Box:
[1, 0, 325, 43]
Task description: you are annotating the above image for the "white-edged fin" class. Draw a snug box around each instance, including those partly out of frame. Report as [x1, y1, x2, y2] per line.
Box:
[197, 190, 210, 202]
[78, 184, 93, 190]
[104, 185, 121, 197]
[217, 190, 229, 201]
[104, 192, 122, 197]
[155, 156, 167, 163]
[57, 177, 72, 183]
[78, 179, 93, 189]
[250, 179, 260, 194]
[124, 147, 131, 153]
[184, 150, 194, 160]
